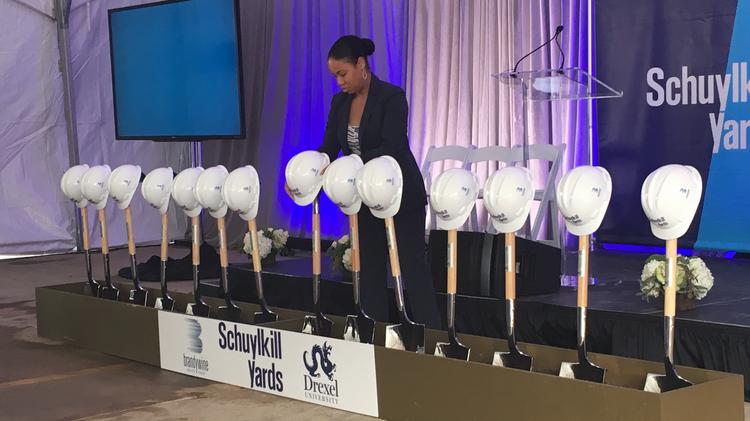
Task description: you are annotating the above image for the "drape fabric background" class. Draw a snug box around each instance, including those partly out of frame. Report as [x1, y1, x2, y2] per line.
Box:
[0, 0, 590, 253]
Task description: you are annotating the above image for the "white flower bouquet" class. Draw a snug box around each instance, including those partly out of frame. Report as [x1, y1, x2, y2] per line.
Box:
[242, 228, 289, 265]
[639, 254, 714, 301]
[326, 234, 352, 273]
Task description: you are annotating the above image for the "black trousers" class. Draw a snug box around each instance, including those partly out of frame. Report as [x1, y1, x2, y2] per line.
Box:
[356, 204, 441, 329]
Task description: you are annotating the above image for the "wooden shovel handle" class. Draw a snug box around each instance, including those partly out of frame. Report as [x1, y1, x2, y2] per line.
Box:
[124, 207, 136, 256]
[349, 214, 360, 272]
[385, 217, 401, 278]
[505, 232, 515, 300]
[160, 213, 168, 262]
[98, 208, 109, 255]
[577, 235, 590, 308]
[447, 229, 458, 294]
[217, 217, 228, 269]
[665, 239, 678, 317]
[81, 207, 90, 251]
[248, 219, 261, 272]
[191, 216, 200, 266]
[312, 207, 321, 275]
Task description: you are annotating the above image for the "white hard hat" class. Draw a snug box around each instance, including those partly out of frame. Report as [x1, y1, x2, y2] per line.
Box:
[80, 165, 112, 210]
[195, 165, 229, 219]
[641, 164, 703, 240]
[484, 166, 534, 233]
[60, 164, 90, 208]
[141, 167, 173, 215]
[285, 150, 330, 206]
[172, 167, 204, 217]
[429, 168, 480, 230]
[222, 165, 260, 221]
[108, 164, 142, 210]
[556, 166, 612, 236]
[322, 155, 363, 216]
[356, 156, 403, 219]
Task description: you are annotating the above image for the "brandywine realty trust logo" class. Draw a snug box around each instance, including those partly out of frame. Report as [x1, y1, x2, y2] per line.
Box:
[646, 63, 750, 154]
[216, 322, 285, 392]
[303, 342, 340, 404]
[183, 318, 209, 374]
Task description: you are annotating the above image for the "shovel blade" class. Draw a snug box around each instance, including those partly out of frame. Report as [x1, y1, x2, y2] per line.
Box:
[434, 341, 471, 361]
[343, 314, 376, 344]
[154, 297, 175, 312]
[560, 361, 606, 383]
[253, 309, 279, 324]
[644, 372, 693, 393]
[218, 305, 242, 323]
[99, 286, 119, 301]
[385, 322, 425, 353]
[84, 281, 101, 297]
[129, 289, 148, 306]
[187, 302, 211, 318]
[302, 314, 334, 337]
[493, 350, 533, 371]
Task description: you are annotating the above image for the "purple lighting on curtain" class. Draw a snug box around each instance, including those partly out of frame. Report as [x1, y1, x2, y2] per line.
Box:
[255, 1, 408, 239]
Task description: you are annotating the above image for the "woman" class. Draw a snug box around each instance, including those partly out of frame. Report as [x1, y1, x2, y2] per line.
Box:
[316, 35, 440, 329]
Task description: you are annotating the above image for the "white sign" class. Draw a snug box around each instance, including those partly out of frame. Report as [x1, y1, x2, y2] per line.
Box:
[158, 311, 379, 417]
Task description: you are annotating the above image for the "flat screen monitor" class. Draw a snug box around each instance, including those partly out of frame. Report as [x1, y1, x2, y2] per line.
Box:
[108, 0, 244, 140]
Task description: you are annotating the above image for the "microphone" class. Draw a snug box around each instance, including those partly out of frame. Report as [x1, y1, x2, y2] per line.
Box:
[512, 25, 565, 75]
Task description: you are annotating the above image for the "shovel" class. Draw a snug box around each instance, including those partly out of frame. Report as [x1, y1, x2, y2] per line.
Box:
[154, 213, 175, 311]
[644, 238, 693, 392]
[80, 207, 100, 297]
[187, 216, 211, 317]
[492, 232, 532, 370]
[97, 208, 119, 301]
[302, 198, 334, 337]
[435, 229, 470, 360]
[216, 216, 242, 322]
[124, 207, 148, 305]
[247, 218, 278, 324]
[559, 234, 606, 382]
[343, 214, 376, 344]
[384, 217, 425, 353]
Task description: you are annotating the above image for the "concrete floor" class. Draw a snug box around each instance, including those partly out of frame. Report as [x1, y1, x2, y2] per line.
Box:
[1, 245, 748, 420]
[0, 246, 374, 421]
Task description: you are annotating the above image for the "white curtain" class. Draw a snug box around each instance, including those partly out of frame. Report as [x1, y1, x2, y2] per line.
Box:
[0, 0, 73, 254]
[406, 0, 591, 233]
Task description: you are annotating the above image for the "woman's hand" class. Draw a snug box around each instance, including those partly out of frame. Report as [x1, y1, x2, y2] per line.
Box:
[284, 182, 294, 199]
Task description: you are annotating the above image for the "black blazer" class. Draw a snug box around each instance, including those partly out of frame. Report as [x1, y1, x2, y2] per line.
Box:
[318, 75, 427, 211]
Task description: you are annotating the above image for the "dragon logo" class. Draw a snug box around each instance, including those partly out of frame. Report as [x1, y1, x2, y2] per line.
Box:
[303, 342, 336, 381]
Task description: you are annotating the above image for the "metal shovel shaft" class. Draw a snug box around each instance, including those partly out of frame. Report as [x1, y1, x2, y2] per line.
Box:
[80, 207, 99, 294]
[247, 219, 277, 322]
[384, 217, 425, 352]
[644, 239, 692, 392]
[187, 216, 209, 317]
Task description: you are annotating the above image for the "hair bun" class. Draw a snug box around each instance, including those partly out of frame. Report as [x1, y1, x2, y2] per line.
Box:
[360, 38, 375, 56]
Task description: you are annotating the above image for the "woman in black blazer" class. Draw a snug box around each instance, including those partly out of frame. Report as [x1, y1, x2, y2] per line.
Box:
[317, 35, 441, 329]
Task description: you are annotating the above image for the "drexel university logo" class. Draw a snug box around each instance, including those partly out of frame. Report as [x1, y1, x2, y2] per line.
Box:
[303, 342, 336, 381]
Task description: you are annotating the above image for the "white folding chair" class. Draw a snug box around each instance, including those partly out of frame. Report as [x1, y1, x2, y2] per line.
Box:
[527, 143, 566, 249]
[420, 145, 474, 230]
[464, 146, 524, 232]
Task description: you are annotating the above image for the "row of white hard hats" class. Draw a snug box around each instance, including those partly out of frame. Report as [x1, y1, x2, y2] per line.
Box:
[434, 164, 703, 240]
[61, 164, 263, 221]
[286, 151, 404, 219]
[63, 157, 702, 242]
[433, 163, 703, 240]
[60, 164, 142, 211]
[286, 150, 703, 240]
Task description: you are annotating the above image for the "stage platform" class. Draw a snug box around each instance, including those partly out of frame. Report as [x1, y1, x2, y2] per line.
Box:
[204, 249, 750, 401]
